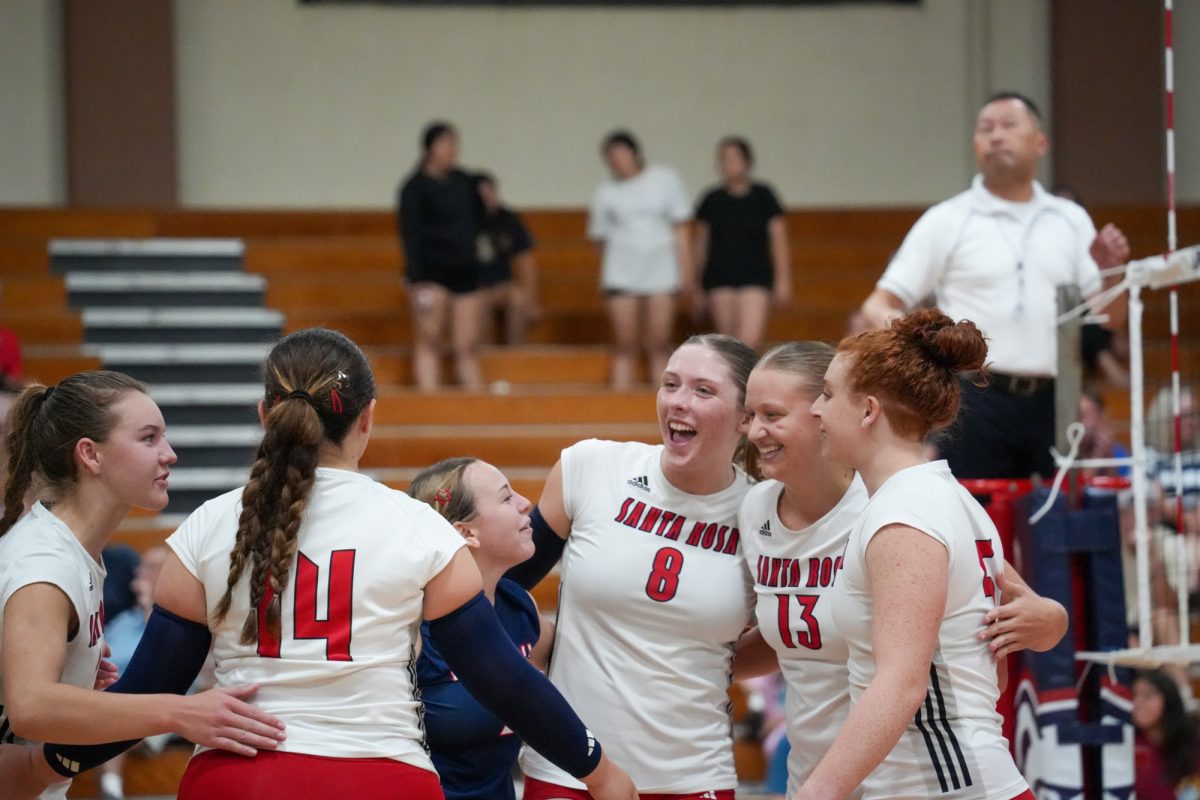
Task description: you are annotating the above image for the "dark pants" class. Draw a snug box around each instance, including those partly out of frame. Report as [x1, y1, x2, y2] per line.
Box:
[937, 376, 1057, 480]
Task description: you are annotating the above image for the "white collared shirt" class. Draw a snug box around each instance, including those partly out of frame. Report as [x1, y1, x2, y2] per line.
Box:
[877, 176, 1102, 376]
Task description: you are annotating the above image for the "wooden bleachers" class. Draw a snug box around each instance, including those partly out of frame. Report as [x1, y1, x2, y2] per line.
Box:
[2, 205, 1196, 797]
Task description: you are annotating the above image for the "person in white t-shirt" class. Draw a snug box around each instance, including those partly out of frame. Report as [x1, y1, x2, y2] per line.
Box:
[507, 333, 759, 799]
[34, 329, 636, 800]
[0, 371, 287, 800]
[589, 130, 692, 389]
[859, 92, 1131, 480]
[801, 309, 1034, 800]
[737, 341, 1067, 797]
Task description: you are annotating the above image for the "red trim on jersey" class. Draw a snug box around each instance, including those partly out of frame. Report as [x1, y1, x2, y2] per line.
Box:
[523, 777, 734, 800]
[178, 749, 443, 799]
[1006, 790, 1035, 800]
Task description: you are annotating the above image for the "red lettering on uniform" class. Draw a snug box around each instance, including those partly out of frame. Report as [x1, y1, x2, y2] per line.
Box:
[639, 506, 663, 533]
[974, 539, 997, 601]
[295, 550, 356, 661]
[768, 558, 782, 586]
[621, 502, 647, 530]
[820, 557, 833, 586]
[662, 516, 685, 541]
[721, 527, 740, 555]
[700, 523, 718, 550]
[788, 560, 801, 587]
[806, 558, 820, 588]
[614, 497, 635, 525]
[684, 522, 706, 547]
[87, 602, 105, 648]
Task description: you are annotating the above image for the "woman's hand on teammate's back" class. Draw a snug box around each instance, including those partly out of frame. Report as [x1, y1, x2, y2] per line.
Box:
[93, 643, 119, 691]
[580, 752, 639, 800]
[171, 684, 286, 757]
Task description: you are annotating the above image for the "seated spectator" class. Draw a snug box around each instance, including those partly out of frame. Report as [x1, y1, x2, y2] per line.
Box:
[1078, 389, 1130, 482]
[1133, 669, 1200, 799]
[476, 173, 540, 345]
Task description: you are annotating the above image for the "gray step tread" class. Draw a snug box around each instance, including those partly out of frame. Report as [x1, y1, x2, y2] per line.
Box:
[67, 272, 264, 291]
[51, 238, 244, 257]
[90, 343, 272, 363]
[150, 383, 264, 404]
[83, 307, 283, 327]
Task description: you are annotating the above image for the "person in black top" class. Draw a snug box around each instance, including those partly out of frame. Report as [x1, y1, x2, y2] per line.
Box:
[693, 136, 791, 351]
[398, 122, 485, 390]
[477, 173, 540, 345]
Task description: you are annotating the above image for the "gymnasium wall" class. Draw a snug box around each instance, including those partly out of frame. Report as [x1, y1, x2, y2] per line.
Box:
[4, 0, 1197, 208]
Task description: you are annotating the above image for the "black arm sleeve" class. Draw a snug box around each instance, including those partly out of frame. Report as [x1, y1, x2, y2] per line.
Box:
[503, 505, 566, 590]
[399, 176, 426, 283]
[428, 591, 601, 778]
[42, 605, 212, 777]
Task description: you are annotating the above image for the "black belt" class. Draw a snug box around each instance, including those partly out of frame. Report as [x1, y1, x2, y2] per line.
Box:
[989, 371, 1055, 397]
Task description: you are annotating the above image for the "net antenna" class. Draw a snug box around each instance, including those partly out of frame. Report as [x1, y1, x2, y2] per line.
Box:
[1049, 1, 1198, 667]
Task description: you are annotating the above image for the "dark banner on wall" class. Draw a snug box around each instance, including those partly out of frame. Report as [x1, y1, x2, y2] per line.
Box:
[302, 1, 918, 6]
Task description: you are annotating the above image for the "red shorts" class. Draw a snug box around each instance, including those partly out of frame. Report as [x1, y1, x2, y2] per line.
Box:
[523, 776, 735, 800]
[178, 749, 443, 800]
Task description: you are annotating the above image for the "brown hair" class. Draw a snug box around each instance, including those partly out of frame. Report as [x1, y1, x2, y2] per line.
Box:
[408, 457, 480, 525]
[837, 308, 988, 439]
[212, 328, 376, 644]
[677, 333, 759, 476]
[1, 371, 147, 536]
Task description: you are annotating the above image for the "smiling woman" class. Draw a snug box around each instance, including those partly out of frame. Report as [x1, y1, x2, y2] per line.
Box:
[0, 372, 289, 799]
[504, 333, 763, 799]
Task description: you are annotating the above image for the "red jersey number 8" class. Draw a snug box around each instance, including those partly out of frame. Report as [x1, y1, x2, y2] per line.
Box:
[646, 547, 684, 602]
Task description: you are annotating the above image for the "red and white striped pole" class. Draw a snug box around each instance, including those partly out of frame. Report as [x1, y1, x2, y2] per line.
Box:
[1164, 0, 1188, 645]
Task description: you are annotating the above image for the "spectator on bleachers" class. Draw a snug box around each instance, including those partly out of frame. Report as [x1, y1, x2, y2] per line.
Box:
[589, 130, 691, 389]
[1078, 389, 1130, 482]
[476, 172, 540, 346]
[693, 136, 791, 352]
[398, 121, 486, 391]
[858, 91, 1130, 480]
[1133, 668, 1200, 799]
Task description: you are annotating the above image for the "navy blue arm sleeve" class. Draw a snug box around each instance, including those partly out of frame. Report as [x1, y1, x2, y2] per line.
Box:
[43, 605, 212, 777]
[503, 505, 566, 590]
[428, 591, 601, 778]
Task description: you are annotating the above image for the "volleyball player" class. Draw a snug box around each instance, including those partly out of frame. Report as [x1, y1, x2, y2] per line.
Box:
[0, 372, 285, 800]
[409, 458, 552, 800]
[508, 333, 758, 799]
[738, 341, 1067, 796]
[797, 309, 1034, 800]
[37, 329, 634, 800]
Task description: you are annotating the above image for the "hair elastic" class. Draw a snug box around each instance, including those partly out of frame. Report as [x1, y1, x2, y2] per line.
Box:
[434, 487, 452, 507]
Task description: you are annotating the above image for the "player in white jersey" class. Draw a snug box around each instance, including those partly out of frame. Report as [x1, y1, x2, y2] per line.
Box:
[802, 309, 1036, 800]
[738, 342, 1067, 798]
[38, 329, 635, 800]
[0, 372, 285, 800]
[506, 334, 759, 799]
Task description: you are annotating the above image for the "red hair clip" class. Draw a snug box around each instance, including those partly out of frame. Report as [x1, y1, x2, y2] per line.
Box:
[434, 488, 452, 508]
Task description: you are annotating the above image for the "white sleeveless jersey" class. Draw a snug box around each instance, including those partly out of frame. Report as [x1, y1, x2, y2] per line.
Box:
[832, 461, 1027, 800]
[738, 477, 867, 797]
[168, 467, 464, 771]
[520, 440, 756, 793]
[0, 502, 106, 800]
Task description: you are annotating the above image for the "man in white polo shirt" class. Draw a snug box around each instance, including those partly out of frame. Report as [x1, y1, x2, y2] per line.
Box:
[859, 92, 1130, 479]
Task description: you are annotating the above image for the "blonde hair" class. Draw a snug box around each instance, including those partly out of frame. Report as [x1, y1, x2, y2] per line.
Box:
[409, 457, 480, 524]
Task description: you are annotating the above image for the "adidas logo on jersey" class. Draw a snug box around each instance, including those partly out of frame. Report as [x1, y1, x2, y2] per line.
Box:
[626, 475, 650, 492]
[758, 520, 772, 537]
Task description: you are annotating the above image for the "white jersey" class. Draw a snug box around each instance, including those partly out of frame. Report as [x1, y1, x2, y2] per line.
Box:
[167, 467, 464, 771]
[588, 164, 691, 294]
[832, 461, 1026, 800]
[0, 502, 106, 800]
[738, 477, 867, 797]
[520, 440, 755, 793]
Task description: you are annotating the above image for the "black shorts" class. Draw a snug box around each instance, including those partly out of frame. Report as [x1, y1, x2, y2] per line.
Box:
[410, 263, 480, 295]
[478, 259, 512, 288]
[702, 261, 773, 291]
